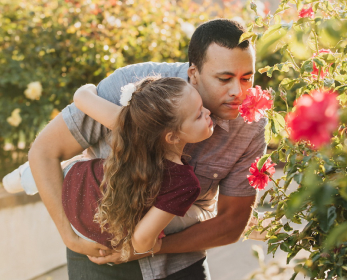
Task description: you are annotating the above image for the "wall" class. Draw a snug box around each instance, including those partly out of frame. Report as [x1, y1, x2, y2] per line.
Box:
[0, 189, 66, 280]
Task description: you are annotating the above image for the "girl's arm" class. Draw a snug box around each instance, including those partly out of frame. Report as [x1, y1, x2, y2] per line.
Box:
[73, 84, 121, 130]
[132, 207, 175, 254]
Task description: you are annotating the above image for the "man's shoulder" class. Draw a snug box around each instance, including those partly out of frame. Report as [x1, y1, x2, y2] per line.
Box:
[118, 61, 189, 81]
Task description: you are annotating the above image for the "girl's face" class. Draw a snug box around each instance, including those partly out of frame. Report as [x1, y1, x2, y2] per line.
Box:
[177, 84, 214, 144]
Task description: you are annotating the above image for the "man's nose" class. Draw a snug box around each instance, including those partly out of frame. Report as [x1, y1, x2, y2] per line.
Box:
[228, 80, 242, 97]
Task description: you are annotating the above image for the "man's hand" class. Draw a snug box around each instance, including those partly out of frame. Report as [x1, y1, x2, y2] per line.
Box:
[67, 234, 114, 257]
[88, 236, 163, 265]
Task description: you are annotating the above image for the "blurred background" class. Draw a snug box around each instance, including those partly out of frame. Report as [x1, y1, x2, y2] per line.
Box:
[0, 0, 287, 178]
[3, 0, 339, 279]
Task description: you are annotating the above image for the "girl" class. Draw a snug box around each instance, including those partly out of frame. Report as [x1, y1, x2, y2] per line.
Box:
[5, 76, 214, 261]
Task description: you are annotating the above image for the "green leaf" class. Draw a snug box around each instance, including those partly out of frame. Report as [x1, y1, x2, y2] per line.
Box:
[323, 78, 335, 88]
[320, 53, 337, 64]
[284, 222, 293, 232]
[335, 75, 347, 84]
[336, 94, 347, 105]
[271, 112, 286, 134]
[265, 121, 272, 144]
[335, 86, 347, 95]
[258, 66, 270, 74]
[274, 4, 291, 15]
[319, 205, 337, 233]
[274, 15, 281, 25]
[280, 78, 298, 90]
[267, 243, 279, 255]
[313, 57, 325, 67]
[280, 241, 291, 252]
[257, 154, 271, 171]
[268, 233, 289, 243]
[294, 173, 303, 184]
[337, 93, 347, 106]
[262, 24, 282, 39]
[260, 189, 270, 206]
[301, 60, 313, 74]
[324, 222, 347, 249]
[271, 151, 279, 164]
[255, 16, 263, 27]
[239, 32, 256, 44]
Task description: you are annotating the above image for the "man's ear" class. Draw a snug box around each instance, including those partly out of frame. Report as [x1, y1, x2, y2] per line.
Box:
[165, 132, 180, 145]
[188, 64, 198, 85]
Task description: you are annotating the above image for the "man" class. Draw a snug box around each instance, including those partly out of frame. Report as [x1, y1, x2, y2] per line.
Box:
[28, 19, 266, 279]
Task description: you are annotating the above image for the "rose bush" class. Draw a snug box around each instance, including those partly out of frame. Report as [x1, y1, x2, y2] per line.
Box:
[242, 0, 347, 278]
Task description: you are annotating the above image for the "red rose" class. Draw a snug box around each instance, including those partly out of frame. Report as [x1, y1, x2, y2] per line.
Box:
[311, 49, 333, 79]
[239, 86, 273, 123]
[286, 89, 339, 148]
[298, 6, 314, 18]
[248, 157, 276, 190]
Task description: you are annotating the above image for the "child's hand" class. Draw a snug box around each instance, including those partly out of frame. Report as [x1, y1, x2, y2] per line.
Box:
[158, 230, 166, 239]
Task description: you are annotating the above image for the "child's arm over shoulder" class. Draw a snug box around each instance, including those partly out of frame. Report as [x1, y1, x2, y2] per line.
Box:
[132, 207, 174, 254]
[73, 84, 122, 130]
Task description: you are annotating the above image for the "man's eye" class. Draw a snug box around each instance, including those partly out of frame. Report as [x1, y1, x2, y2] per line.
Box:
[219, 78, 230, 82]
[243, 77, 252, 82]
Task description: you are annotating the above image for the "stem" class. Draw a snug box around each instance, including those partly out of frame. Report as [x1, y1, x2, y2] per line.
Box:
[317, 66, 321, 82]
[269, 177, 288, 198]
[286, 49, 300, 72]
[312, 31, 319, 54]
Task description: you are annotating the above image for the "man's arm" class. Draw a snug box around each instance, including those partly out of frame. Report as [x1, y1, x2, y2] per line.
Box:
[159, 194, 256, 253]
[89, 193, 255, 264]
[28, 114, 112, 256]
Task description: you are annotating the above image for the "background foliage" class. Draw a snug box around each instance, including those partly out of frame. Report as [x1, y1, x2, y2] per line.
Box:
[0, 0, 231, 178]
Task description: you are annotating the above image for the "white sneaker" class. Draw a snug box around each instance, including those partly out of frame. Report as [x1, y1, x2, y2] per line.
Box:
[2, 162, 29, 194]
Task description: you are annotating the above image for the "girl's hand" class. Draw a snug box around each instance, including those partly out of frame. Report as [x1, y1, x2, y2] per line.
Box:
[67, 234, 113, 257]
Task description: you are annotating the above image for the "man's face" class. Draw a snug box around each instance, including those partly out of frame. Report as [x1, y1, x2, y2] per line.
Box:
[189, 43, 255, 120]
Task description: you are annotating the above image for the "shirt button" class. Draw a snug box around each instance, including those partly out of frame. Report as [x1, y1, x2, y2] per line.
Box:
[213, 173, 218, 178]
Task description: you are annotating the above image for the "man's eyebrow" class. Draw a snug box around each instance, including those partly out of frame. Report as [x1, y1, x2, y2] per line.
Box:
[216, 71, 254, 76]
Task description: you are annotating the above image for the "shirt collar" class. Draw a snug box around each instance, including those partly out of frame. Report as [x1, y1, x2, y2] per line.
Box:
[211, 115, 230, 132]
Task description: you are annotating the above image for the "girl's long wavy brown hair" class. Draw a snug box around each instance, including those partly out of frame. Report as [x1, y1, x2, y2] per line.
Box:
[94, 76, 187, 260]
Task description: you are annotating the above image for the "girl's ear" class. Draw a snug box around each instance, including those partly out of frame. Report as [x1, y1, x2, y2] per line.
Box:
[165, 132, 180, 145]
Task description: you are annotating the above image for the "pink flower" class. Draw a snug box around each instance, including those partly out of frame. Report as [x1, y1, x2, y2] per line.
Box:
[239, 86, 273, 123]
[311, 49, 333, 79]
[298, 6, 314, 18]
[286, 89, 339, 148]
[248, 157, 276, 190]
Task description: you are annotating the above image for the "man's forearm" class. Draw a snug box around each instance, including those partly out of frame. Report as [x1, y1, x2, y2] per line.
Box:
[158, 195, 256, 254]
[29, 151, 76, 245]
[28, 114, 84, 248]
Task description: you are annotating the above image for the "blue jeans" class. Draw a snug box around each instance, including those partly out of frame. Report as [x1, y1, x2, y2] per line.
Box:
[66, 248, 210, 280]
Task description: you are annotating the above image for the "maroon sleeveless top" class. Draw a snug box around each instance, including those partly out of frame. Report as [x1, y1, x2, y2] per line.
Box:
[62, 158, 200, 248]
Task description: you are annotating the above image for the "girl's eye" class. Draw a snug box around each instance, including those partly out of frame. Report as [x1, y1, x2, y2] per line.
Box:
[197, 112, 202, 119]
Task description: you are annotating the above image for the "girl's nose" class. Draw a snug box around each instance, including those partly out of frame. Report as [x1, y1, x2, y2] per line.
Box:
[205, 108, 211, 117]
